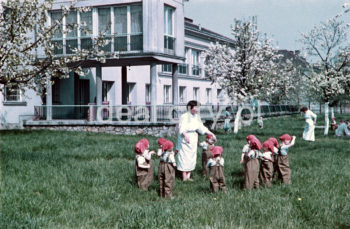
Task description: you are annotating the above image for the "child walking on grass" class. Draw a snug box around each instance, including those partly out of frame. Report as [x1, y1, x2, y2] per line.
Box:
[134, 138, 155, 190]
[259, 140, 275, 187]
[158, 140, 176, 198]
[207, 146, 226, 193]
[277, 134, 296, 184]
[199, 134, 216, 176]
[268, 137, 281, 181]
[241, 135, 262, 190]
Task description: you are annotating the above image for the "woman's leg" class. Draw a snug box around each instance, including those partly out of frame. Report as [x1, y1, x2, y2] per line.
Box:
[182, 171, 187, 181]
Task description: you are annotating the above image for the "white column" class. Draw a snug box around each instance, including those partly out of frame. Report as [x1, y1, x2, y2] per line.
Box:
[150, 63, 157, 123]
[96, 66, 102, 106]
[46, 78, 52, 121]
[172, 64, 179, 105]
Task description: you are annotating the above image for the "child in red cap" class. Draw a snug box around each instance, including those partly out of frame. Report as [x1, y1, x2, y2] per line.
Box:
[277, 134, 296, 184]
[241, 135, 262, 190]
[199, 134, 216, 176]
[259, 140, 275, 187]
[157, 137, 167, 157]
[134, 139, 155, 190]
[206, 146, 226, 192]
[268, 137, 281, 181]
[158, 140, 176, 198]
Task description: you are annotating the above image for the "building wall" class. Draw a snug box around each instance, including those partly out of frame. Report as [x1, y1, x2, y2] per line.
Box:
[0, 88, 42, 128]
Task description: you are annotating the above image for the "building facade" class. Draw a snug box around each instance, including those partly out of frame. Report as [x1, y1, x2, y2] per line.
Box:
[0, 0, 233, 127]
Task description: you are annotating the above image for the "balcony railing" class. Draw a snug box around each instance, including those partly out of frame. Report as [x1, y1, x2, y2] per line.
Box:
[33, 104, 300, 124]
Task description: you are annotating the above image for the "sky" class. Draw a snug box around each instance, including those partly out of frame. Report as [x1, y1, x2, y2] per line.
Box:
[184, 0, 350, 52]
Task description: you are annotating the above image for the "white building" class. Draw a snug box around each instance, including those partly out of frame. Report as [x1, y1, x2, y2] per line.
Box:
[0, 0, 233, 128]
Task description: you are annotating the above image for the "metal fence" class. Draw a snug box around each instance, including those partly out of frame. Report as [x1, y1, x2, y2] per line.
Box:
[33, 104, 300, 124]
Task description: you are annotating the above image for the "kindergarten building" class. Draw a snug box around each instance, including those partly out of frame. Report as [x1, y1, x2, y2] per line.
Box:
[0, 0, 234, 130]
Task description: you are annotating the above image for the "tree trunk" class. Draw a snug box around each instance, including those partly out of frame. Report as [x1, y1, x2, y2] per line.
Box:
[324, 102, 329, 136]
[330, 106, 334, 119]
[233, 106, 242, 134]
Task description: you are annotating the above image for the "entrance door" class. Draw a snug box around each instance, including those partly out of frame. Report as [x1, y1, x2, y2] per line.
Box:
[74, 75, 90, 119]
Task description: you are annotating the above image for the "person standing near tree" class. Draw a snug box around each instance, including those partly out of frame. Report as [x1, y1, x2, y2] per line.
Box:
[176, 100, 216, 181]
[300, 107, 317, 142]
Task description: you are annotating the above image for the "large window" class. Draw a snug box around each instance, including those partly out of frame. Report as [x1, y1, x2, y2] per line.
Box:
[102, 81, 114, 102]
[179, 63, 188, 75]
[51, 4, 143, 55]
[51, 11, 63, 55]
[4, 86, 22, 102]
[206, 88, 212, 104]
[114, 5, 143, 52]
[80, 11, 93, 50]
[164, 5, 175, 54]
[179, 86, 186, 104]
[145, 84, 151, 104]
[193, 87, 199, 101]
[130, 5, 143, 51]
[162, 64, 172, 73]
[192, 50, 201, 76]
[98, 8, 112, 52]
[114, 6, 127, 51]
[127, 83, 136, 104]
[164, 85, 171, 104]
[66, 11, 78, 54]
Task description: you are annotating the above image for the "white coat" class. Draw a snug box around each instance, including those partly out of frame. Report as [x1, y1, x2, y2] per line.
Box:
[176, 112, 209, 171]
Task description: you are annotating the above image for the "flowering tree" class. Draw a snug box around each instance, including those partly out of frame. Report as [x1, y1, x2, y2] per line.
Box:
[205, 17, 280, 133]
[0, 0, 112, 96]
[300, 16, 350, 135]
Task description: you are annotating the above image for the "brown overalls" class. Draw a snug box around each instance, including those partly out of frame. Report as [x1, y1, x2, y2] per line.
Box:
[135, 156, 154, 190]
[277, 155, 291, 184]
[158, 158, 175, 198]
[259, 159, 273, 187]
[243, 155, 259, 190]
[202, 144, 214, 176]
[208, 157, 226, 192]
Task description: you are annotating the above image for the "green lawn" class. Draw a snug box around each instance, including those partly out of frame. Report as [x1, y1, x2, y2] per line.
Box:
[1, 115, 349, 228]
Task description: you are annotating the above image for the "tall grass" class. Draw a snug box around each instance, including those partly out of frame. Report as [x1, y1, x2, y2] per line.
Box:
[1, 114, 349, 228]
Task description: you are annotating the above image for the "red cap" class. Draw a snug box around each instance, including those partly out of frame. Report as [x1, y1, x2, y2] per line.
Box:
[135, 141, 146, 154]
[268, 137, 279, 148]
[210, 146, 223, 157]
[161, 140, 174, 151]
[263, 140, 275, 152]
[246, 134, 257, 142]
[206, 134, 216, 142]
[157, 138, 167, 146]
[279, 134, 292, 142]
[246, 135, 262, 150]
[140, 138, 149, 148]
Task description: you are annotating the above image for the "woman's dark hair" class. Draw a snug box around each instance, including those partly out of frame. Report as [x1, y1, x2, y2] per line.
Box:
[300, 107, 308, 112]
[226, 106, 231, 111]
[187, 100, 200, 110]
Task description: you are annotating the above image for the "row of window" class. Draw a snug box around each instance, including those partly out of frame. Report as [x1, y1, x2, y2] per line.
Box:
[50, 4, 175, 55]
[162, 48, 202, 76]
[144, 84, 213, 104]
[2, 84, 221, 105]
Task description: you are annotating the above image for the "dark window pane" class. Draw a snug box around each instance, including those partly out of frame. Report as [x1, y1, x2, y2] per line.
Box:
[53, 40, 63, 55]
[130, 34, 143, 51]
[114, 36, 127, 51]
[66, 39, 78, 54]
[81, 38, 92, 50]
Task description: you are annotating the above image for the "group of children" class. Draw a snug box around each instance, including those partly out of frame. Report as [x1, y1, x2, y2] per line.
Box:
[134, 137, 176, 198]
[240, 134, 296, 189]
[134, 132, 296, 197]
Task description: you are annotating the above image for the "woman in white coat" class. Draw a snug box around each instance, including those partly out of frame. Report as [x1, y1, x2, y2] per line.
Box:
[301, 107, 317, 142]
[176, 100, 216, 181]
